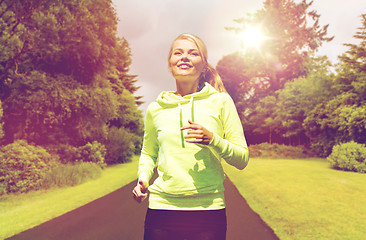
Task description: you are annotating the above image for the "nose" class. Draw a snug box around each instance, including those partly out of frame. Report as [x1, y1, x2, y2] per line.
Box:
[180, 53, 189, 61]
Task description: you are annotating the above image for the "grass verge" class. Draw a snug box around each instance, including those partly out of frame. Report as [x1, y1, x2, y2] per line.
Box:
[223, 158, 366, 240]
[0, 156, 139, 239]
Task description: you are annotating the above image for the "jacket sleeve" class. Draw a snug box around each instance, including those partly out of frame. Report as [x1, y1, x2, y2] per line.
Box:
[208, 93, 249, 170]
[137, 104, 159, 183]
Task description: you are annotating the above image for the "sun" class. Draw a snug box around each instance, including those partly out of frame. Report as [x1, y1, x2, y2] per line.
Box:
[239, 26, 266, 50]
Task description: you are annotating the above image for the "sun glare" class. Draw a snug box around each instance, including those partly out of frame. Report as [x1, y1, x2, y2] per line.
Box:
[239, 26, 266, 50]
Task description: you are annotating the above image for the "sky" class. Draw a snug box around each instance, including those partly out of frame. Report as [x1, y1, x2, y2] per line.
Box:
[112, 0, 366, 113]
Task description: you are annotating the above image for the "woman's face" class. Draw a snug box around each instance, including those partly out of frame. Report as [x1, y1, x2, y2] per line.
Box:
[169, 39, 206, 83]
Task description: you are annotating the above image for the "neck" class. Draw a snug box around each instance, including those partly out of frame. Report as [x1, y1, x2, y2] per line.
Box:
[175, 80, 199, 97]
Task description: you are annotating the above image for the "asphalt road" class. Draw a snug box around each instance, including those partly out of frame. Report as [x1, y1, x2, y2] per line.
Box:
[8, 178, 278, 240]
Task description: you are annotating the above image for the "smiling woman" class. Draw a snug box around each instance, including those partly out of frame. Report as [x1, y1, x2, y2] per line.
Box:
[132, 33, 249, 240]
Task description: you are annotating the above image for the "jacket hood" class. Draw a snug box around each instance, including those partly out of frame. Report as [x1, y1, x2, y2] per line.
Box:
[156, 82, 218, 107]
[156, 82, 219, 148]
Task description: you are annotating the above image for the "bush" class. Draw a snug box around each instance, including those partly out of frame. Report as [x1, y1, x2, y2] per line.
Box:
[327, 141, 366, 173]
[78, 141, 107, 168]
[51, 144, 79, 164]
[42, 162, 102, 188]
[50, 141, 106, 168]
[249, 143, 315, 159]
[105, 127, 136, 164]
[0, 140, 55, 194]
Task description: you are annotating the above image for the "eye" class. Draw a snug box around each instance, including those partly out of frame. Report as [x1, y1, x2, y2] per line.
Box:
[173, 50, 182, 56]
[191, 51, 200, 56]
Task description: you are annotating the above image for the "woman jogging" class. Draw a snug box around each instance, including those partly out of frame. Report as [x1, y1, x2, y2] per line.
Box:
[133, 33, 249, 240]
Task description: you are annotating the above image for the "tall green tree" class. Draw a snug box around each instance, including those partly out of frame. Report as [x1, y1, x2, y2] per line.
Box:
[220, 0, 333, 92]
[217, 0, 333, 144]
[0, 0, 143, 163]
[276, 56, 336, 149]
[337, 13, 366, 102]
[250, 95, 280, 144]
[303, 14, 366, 156]
[339, 14, 366, 74]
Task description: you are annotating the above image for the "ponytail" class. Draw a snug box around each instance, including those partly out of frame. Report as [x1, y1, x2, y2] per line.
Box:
[200, 64, 226, 93]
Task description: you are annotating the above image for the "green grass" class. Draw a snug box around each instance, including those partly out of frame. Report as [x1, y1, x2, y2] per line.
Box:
[2, 156, 365, 240]
[0, 156, 139, 240]
[223, 158, 366, 240]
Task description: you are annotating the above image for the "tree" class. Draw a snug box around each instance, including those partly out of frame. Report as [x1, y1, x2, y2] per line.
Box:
[0, 0, 143, 163]
[221, 0, 333, 91]
[250, 95, 280, 144]
[217, 0, 333, 145]
[302, 14, 366, 156]
[216, 53, 252, 118]
[276, 56, 335, 146]
[303, 92, 362, 156]
[331, 13, 366, 147]
[339, 14, 366, 74]
[337, 13, 366, 103]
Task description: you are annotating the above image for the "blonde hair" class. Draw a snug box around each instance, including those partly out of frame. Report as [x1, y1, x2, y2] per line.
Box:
[168, 33, 226, 93]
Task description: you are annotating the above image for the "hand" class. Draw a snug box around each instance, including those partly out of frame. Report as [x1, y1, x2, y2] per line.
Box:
[181, 120, 213, 145]
[132, 180, 149, 203]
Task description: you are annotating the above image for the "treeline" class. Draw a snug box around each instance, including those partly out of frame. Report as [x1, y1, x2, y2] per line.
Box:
[0, 0, 143, 193]
[217, 0, 366, 157]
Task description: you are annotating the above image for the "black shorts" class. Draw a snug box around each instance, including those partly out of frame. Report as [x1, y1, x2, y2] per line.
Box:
[144, 208, 227, 240]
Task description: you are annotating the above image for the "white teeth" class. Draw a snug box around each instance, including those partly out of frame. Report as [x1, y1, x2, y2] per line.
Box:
[178, 64, 191, 68]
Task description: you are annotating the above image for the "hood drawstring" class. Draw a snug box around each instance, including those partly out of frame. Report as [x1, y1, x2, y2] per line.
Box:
[190, 95, 194, 122]
[178, 101, 184, 148]
[179, 96, 195, 148]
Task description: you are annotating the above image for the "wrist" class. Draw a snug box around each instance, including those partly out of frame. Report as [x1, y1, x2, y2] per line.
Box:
[208, 131, 214, 144]
[138, 172, 149, 184]
[208, 132, 217, 145]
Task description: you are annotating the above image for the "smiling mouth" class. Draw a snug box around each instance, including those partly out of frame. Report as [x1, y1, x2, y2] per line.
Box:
[178, 64, 192, 69]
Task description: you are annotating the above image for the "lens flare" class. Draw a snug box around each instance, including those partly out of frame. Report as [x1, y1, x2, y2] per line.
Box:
[239, 26, 266, 50]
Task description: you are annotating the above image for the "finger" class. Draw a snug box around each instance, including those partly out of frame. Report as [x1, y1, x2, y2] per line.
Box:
[181, 124, 201, 131]
[133, 189, 141, 202]
[180, 124, 192, 130]
[133, 188, 147, 203]
[186, 136, 212, 144]
[184, 134, 204, 139]
[139, 180, 148, 192]
[135, 191, 147, 198]
[187, 121, 204, 129]
[186, 130, 204, 136]
[186, 129, 203, 134]
[137, 193, 147, 202]
[185, 138, 204, 143]
[134, 184, 146, 196]
[133, 187, 141, 197]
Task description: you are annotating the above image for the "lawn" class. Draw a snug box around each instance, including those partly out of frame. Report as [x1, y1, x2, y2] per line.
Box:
[0, 156, 139, 240]
[223, 158, 366, 240]
[2, 157, 365, 240]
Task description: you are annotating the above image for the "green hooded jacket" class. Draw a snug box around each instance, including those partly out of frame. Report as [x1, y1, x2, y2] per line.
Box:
[138, 82, 249, 210]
